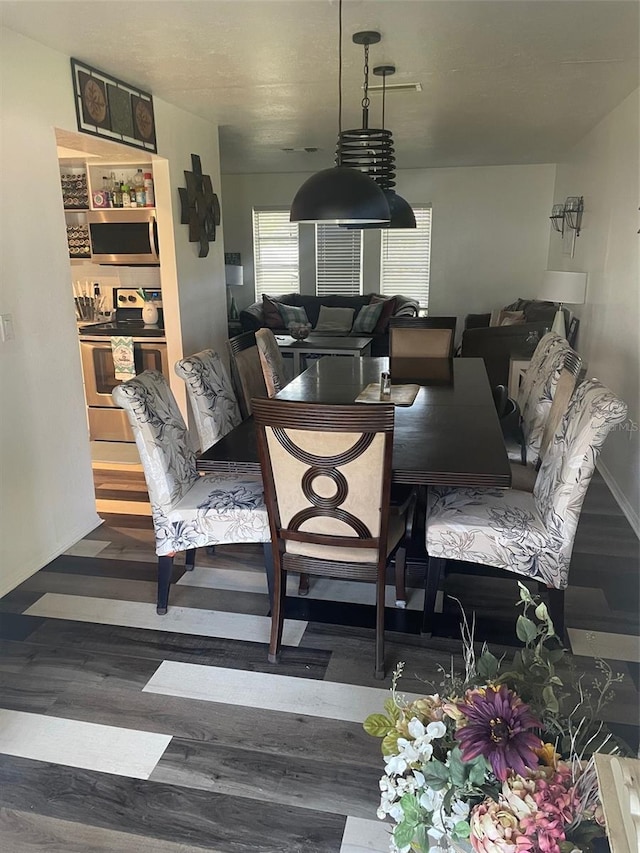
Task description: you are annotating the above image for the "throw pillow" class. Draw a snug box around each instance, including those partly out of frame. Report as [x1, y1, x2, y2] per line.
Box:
[314, 305, 355, 333]
[262, 295, 285, 329]
[499, 310, 526, 326]
[370, 295, 397, 333]
[274, 302, 310, 328]
[352, 301, 384, 334]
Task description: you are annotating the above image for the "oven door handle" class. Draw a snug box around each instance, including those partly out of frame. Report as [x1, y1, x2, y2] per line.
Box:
[79, 336, 167, 343]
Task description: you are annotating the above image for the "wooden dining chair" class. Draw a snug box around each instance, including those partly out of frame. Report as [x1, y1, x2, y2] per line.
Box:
[174, 349, 242, 452]
[253, 398, 414, 678]
[227, 331, 268, 419]
[423, 378, 627, 640]
[255, 328, 288, 397]
[113, 370, 270, 614]
[389, 317, 457, 360]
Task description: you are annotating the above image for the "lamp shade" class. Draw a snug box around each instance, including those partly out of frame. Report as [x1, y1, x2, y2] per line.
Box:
[290, 166, 390, 224]
[225, 265, 244, 287]
[341, 190, 416, 230]
[539, 270, 587, 305]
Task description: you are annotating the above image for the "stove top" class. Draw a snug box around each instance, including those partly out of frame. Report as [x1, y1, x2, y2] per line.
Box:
[79, 320, 165, 338]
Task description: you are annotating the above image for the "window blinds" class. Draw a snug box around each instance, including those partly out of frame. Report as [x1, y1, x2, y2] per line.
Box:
[252, 208, 300, 299]
[380, 205, 432, 308]
[316, 225, 362, 296]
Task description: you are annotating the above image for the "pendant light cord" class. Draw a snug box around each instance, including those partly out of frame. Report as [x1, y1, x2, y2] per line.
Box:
[382, 70, 386, 129]
[337, 0, 343, 164]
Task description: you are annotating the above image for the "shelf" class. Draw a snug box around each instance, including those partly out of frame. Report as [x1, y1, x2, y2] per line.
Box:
[64, 207, 90, 212]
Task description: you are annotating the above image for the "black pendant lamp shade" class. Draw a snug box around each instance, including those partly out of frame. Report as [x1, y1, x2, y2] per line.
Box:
[289, 4, 390, 225]
[290, 166, 390, 224]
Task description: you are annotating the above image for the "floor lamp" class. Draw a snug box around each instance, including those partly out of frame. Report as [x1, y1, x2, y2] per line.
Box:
[538, 271, 587, 339]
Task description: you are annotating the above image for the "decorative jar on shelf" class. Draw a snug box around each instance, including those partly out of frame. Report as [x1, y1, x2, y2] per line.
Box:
[142, 301, 159, 326]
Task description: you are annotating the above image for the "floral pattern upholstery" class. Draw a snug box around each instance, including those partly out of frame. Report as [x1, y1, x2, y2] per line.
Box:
[426, 379, 627, 589]
[255, 328, 287, 397]
[174, 349, 241, 451]
[113, 370, 269, 556]
[516, 333, 573, 463]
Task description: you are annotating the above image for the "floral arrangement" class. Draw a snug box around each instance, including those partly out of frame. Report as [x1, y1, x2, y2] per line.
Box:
[364, 583, 625, 853]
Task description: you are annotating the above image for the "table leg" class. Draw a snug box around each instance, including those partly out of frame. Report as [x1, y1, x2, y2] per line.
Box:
[293, 352, 302, 376]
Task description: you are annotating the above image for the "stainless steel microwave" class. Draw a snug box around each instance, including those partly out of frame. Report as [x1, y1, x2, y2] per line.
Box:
[86, 209, 159, 265]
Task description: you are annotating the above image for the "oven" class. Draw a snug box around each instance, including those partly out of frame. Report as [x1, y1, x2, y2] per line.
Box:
[78, 286, 167, 442]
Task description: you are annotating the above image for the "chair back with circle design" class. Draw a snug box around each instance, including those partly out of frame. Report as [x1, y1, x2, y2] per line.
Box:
[174, 349, 241, 451]
[389, 316, 457, 360]
[253, 399, 396, 575]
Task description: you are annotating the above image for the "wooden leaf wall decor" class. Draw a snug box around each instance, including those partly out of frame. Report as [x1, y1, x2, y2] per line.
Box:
[178, 154, 221, 258]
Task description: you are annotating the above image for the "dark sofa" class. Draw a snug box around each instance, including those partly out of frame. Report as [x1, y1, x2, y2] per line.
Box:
[239, 293, 419, 357]
[460, 299, 566, 388]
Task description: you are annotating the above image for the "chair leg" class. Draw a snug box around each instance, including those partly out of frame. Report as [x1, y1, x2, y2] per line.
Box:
[546, 586, 565, 642]
[394, 548, 407, 608]
[206, 545, 216, 556]
[263, 542, 275, 611]
[375, 568, 386, 680]
[298, 572, 310, 596]
[185, 548, 196, 571]
[157, 554, 174, 615]
[422, 556, 445, 636]
[268, 562, 286, 664]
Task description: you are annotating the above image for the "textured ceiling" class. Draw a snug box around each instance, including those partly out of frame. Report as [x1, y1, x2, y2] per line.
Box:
[2, 0, 638, 174]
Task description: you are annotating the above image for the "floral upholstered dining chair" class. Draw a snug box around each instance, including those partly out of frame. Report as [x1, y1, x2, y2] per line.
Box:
[255, 328, 288, 397]
[423, 378, 627, 638]
[174, 349, 241, 452]
[113, 370, 269, 614]
[516, 332, 575, 464]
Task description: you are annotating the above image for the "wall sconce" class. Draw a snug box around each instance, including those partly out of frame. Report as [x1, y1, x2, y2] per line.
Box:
[563, 196, 584, 235]
[550, 204, 565, 234]
[549, 196, 584, 237]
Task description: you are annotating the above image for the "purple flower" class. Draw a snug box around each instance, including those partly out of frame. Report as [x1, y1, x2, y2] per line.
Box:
[456, 685, 542, 781]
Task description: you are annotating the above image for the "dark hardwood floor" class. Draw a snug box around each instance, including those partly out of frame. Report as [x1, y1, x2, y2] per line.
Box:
[0, 466, 637, 851]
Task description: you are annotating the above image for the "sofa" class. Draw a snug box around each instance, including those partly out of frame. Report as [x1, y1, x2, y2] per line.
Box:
[460, 299, 567, 389]
[239, 293, 420, 357]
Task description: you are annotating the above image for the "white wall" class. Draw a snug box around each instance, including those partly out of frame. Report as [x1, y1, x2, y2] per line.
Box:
[0, 27, 226, 596]
[547, 89, 639, 531]
[221, 164, 557, 335]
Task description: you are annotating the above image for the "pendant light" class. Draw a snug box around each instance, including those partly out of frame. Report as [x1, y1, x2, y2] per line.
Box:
[341, 55, 416, 230]
[289, 1, 390, 225]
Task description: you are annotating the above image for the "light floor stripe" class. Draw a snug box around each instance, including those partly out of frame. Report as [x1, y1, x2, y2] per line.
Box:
[568, 628, 640, 663]
[24, 593, 306, 647]
[64, 539, 110, 558]
[143, 661, 418, 724]
[340, 816, 391, 852]
[95, 498, 152, 515]
[177, 567, 425, 610]
[0, 709, 171, 779]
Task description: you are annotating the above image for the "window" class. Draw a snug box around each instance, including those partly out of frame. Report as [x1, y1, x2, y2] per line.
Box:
[380, 205, 432, 308]
[316, 225, 362, 296]
[252, 208, 299, 300]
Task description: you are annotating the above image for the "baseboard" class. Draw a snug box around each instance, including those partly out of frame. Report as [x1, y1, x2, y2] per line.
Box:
[596, 459, 640, 539]
[0, 514, 103, 599]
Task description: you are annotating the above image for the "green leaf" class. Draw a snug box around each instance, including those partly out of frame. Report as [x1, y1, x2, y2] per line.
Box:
[384, 697, 401, 722]
[516, 615, 537, 644]
[414, 823, 429, 851]
[382, 730, 400, 757]
[534, 602, 549, 622]
[448, 748, 466, 787]
[394, 818, 417, 850]
[454, 821, 471, 839]
[477, 650, 499, 681]
[363, 713, 393, 738]
[400, 793, 421, 824]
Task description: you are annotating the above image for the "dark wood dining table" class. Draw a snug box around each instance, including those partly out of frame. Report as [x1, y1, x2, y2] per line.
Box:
[197, 356, 511, 489]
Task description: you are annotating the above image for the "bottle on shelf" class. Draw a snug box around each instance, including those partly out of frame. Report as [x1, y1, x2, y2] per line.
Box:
[143, 172, 154, 207]
[132, 169, 146, 207]
[121, 175, 131, 208]
[111, 172, 122, 208]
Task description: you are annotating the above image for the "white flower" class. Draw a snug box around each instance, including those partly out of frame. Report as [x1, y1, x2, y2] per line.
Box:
[426, 721, 446, 739]
[384, 753, 408, 775]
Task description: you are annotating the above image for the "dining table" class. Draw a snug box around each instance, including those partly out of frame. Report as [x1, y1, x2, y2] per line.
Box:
[196, 356, 511, 634]
[197, 356, 511, 489]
